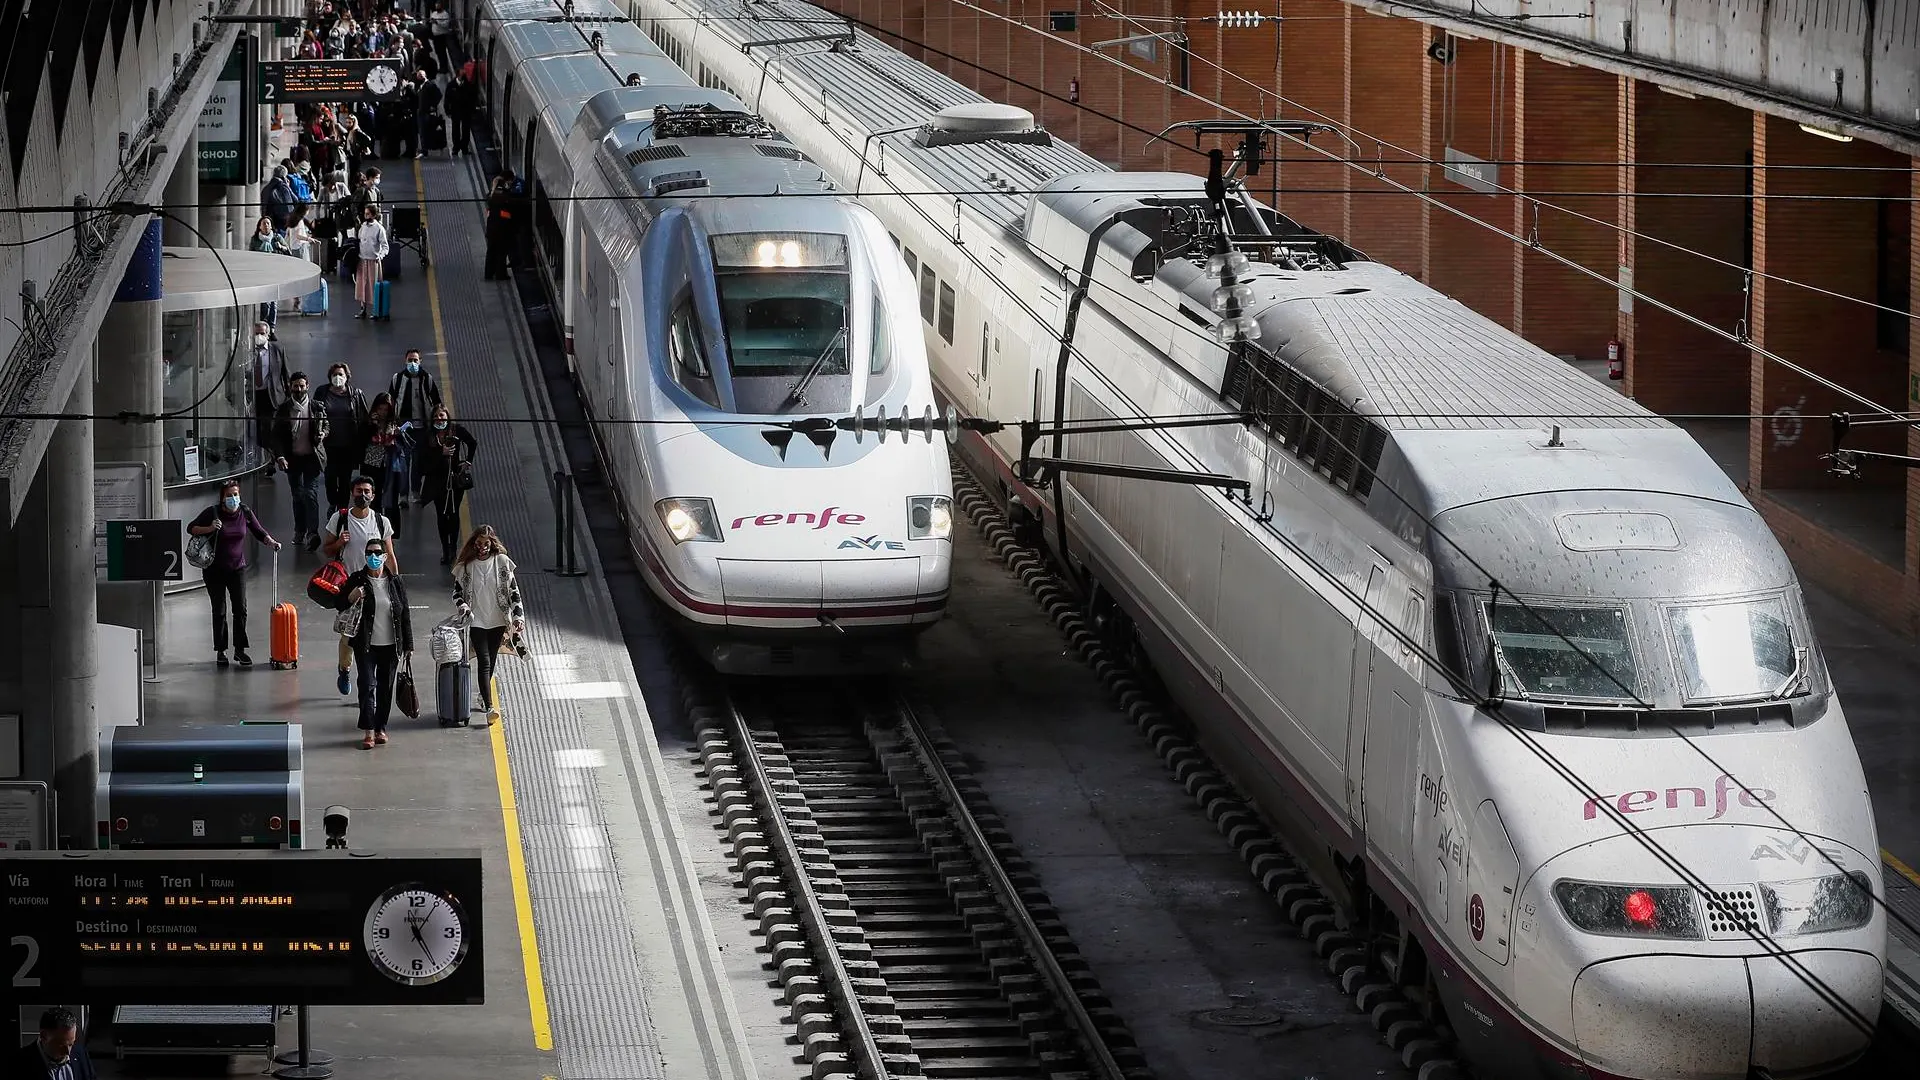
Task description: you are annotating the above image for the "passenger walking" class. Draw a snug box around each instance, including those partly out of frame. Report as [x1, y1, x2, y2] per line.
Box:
[417, 405, 477, 564]
[360, 394, 404, 512]
[271, 371, 329, 551]
[319, 363, 371, 511]
[338, 536, 414, 749]
[388, 349, 443, 502]
[452, 526, 524, 727]
[413, 70, 442, 158]
[443, 68, 477, 156]
[323, 477, 399, 697]
[247, 322, 289, 464]
[187, 479, 282, 668]
[352, 203, 388, 320]
[262, 167, 296, 232]
[430, 1, 457, 75]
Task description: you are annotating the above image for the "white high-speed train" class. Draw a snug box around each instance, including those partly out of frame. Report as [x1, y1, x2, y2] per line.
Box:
[629, 0, 1889, 1075]
[471, 0, 953, 674]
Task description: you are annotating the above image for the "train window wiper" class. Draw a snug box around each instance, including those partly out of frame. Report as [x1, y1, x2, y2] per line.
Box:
[785, 324, 848, 408]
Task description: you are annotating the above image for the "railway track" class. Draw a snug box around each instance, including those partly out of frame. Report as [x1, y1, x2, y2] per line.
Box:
[685, 679, 1151, 1080]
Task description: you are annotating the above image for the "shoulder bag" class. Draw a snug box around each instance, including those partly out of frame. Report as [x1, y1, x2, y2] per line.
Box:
[396, 657, 420, 719]
[186, 519, 218, 570]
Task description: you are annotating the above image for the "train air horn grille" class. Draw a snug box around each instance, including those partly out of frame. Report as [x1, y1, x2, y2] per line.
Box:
[1706, 886, 1762, 940]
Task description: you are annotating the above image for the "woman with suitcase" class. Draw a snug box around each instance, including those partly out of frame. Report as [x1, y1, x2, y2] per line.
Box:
[451, 526, 524, 727]
[352, 202, 389, 320]
[186, 479, 283, 668]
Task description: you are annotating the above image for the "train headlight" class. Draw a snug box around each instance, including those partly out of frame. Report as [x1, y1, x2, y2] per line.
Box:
[1761, 872, 1874, 936]
[1553, 880, 1703, 939]
[656, 498, 723, 544]
[908, 496, 952, 540]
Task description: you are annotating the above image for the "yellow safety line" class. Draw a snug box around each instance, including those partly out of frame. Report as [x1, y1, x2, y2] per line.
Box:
[417, 159, 555, 1053]
[1887, 848, 1920, 889]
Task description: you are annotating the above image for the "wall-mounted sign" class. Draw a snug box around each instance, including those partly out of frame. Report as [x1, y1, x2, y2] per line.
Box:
[198, 34, 259, 186]
[95, 461, 151, 582]
[258, 60, 407, 105]
[105, 520, 184, 583]
[1, 850, 485, 1006]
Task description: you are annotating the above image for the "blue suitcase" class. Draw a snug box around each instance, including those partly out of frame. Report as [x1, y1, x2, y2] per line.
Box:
[301, 278, 328, 316]
[372, 280, 392, 320]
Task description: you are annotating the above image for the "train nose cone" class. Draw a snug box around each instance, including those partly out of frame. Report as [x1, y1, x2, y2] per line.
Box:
[1571, 951, 1878, 1078]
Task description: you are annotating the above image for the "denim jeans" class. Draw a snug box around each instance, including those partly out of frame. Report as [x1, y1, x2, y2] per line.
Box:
[353, 642, 399, 732]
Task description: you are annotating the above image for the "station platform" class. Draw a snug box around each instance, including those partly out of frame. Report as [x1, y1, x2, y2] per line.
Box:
[89, 153, 758, 1080]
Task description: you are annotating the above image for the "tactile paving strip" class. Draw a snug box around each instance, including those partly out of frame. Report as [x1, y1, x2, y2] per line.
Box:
[421, 159, 667, 1080]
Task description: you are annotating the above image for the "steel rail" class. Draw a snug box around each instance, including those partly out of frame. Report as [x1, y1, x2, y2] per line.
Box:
[893, 696, 1133, 1080]
[724, 696, 892, 1080]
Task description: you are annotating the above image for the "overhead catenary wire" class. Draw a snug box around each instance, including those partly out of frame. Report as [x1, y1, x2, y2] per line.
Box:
[698, 0, 1917, 1014]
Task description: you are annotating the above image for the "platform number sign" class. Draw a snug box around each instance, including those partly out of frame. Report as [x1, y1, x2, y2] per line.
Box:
[1468, 893, 1486, 942]
[106, 520, 183, 581]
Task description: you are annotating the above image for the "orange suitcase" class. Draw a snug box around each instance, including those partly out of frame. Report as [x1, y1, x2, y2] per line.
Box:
[270, 551, 299, 669]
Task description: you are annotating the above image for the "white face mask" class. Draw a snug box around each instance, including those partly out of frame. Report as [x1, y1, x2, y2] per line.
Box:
[253, 333, 268, 347]
[331, 374, 347, 389]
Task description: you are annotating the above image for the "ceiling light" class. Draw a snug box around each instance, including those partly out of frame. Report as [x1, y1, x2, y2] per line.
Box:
[1799, 123, 1853, 143]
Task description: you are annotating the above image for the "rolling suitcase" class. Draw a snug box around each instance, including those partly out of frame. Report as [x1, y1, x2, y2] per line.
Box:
[382, 244, 404, 282]
[372, 279, 392, 320]
[301, 278, 328, 316]
[436, 661, 473, 726]
[270, 552, 299, 669]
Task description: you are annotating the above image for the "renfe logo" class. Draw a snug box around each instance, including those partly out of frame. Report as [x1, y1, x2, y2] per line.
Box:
[1581, 774, 1777, 821]
[731, 507, 867, 531]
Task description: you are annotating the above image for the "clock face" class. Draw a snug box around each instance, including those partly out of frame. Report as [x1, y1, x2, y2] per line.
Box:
[363, 884, 469, 986]
[365, 65, 400, 96]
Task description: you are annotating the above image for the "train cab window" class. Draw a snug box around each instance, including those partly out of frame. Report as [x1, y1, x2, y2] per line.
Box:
[1665, 597, 1799, 703]
[864, 292, 900, 405]
[709, 232, 853, 413]
[1483, 602, 1640, 703]
[668, 298, 720, 408]
[919, 265, 937, 324]
[937, 282, 956, 345]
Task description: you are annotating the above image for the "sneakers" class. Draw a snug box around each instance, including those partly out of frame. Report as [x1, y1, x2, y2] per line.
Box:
[485, 708, 501, 727]
[216, 652, 229, 668]
[235, 651, 253, 667]
[356, 309, 369, 320]
[337, 668, 351, 695]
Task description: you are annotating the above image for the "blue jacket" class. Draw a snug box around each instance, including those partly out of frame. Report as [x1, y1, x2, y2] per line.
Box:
[11, 1039, 98, 1080]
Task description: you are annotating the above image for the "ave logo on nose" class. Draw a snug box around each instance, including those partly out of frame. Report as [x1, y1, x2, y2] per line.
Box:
[839, 535, 906, 551]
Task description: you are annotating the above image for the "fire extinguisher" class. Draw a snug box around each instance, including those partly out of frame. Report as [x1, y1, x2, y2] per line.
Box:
[1607, 338, 1624, 380]
[1069, 77, 1080, 105]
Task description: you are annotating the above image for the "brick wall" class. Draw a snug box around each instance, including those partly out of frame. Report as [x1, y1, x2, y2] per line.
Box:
[1344, 12, 1426, 272]
[1512, 56, 1618, 359]
[1425, 37, 1517, 328]
[1275, 0, 1348, 235]
[1626, 90, 1751, 415]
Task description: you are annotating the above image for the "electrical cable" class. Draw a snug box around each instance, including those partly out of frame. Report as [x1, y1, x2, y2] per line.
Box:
[1069, 0, 1920, 324]
[683, 0, 1915, 1026]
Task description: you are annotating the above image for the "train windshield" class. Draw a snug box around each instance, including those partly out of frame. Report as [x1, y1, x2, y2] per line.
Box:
[1666, 598, 1800, 703]
[709, 232, 851, 412]
[1483, 602, 1640, 702]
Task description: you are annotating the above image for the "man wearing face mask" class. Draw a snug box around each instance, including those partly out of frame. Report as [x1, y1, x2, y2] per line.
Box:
[12, 1007, 96, 1080]
[323, 477, 398, 696]
[187, 479, 283, 668]
[320, 363, 371, 511]
[272, 371, 330, 550]
[388, 349, 443, 505]
[249, 322, 289, 469]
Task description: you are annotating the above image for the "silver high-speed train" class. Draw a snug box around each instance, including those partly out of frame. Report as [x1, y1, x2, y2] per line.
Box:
[630, 0, 1889, 1075]
[470, 0, 952, 673]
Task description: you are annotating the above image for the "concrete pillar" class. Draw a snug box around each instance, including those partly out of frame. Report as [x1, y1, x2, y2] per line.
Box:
[1624, 87, 1750, 415]
[163, 128, 201, 247]
[199, 189, 229, 251]
[94, 220, 166, 671]
[48, 361, 97, 846]
[1509, 56, 1620, 359]
[230, 185, 254, 246]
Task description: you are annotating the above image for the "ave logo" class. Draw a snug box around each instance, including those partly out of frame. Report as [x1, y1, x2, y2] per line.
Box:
[840, 535, 906, 551]
[1750, 834, 1848, 865]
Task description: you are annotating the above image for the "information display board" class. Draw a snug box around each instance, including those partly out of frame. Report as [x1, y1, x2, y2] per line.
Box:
[1, 850, 483, 1006]
[105, 520, 183, 582]
[258, 60, 407, 104]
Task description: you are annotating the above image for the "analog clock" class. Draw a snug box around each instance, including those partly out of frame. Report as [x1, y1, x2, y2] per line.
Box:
[365, 64, 401, 97]
[363, 884, 470, 986]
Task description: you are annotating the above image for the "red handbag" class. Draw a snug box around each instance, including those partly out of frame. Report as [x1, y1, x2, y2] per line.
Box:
[307, 559, 350, 607]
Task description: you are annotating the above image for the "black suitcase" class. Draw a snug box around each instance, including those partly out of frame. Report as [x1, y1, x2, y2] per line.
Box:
[382, 246, 403, 282]
[427, 116, 447, 152]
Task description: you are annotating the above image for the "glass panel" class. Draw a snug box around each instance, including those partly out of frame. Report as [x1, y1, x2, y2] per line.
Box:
[668, 299, 720, 408]
[919, 265, 936, 323]
[711, 271, 850, 376]
[1484, 602, 1639, 702]
[937, 282, 955, 344]
[1667, 598, 1797, 702]
[869, 293, 890, 376]
[161, 305, 257, 486]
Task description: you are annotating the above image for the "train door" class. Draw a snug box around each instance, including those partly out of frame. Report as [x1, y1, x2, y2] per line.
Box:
[1348, 566, 1419, 875]
[1465, 800, 1519, 966]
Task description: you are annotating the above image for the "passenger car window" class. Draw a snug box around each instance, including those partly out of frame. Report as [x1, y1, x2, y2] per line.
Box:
[937, 282, 956, 344]
[919, 265, 937, 324]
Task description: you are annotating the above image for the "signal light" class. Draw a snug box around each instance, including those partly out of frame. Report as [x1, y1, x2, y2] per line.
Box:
[1623, 889, 1657, 926]
[114, 817, 129, 833]
[1218, 11, 1266, 29]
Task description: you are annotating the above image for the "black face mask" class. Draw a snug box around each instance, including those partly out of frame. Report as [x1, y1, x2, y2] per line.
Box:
[352, 494, 372, 508]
